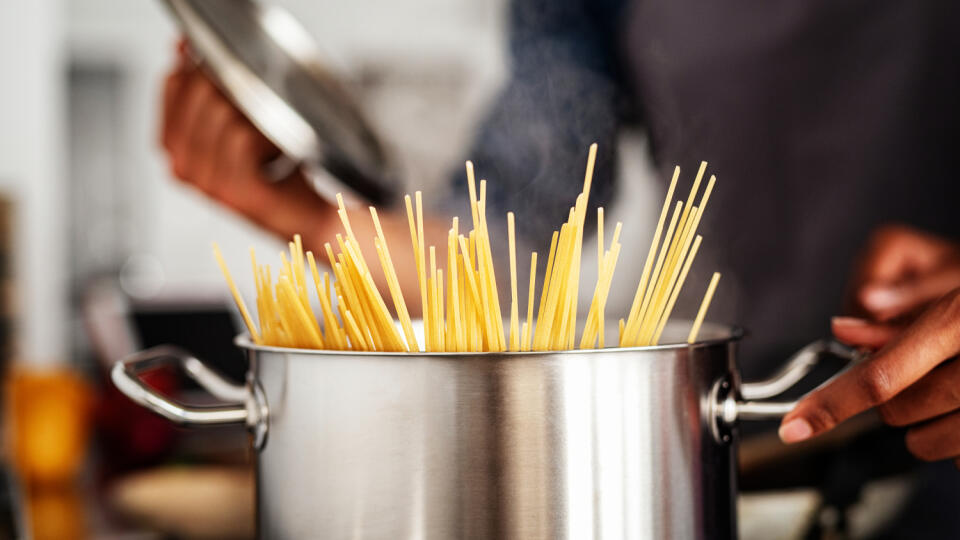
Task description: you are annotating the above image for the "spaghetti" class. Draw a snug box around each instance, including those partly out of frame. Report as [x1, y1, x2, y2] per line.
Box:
[214, 146, 723, 352]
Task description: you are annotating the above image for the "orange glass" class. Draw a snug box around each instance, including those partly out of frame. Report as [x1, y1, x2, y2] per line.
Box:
[26, 486, 87, 540]
[5, 367, 93, 485]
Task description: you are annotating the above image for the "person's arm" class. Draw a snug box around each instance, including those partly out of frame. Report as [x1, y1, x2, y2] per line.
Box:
[459, 0, 627, 249]
[780, 227, 960, 467]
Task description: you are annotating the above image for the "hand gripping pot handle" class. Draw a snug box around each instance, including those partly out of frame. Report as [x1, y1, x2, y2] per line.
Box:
[709, 339, 867, 443]
[111, 346, 268, 448]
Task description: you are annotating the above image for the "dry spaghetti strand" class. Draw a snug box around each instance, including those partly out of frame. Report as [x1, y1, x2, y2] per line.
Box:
[688, 272, 721, 344]
[212, 243, 261, 344]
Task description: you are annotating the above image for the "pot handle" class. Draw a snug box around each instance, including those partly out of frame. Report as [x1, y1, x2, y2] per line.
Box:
[111, 346, 266, 429]
[709, 339, 866, 443]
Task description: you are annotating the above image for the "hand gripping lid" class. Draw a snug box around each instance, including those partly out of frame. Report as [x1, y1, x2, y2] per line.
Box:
[163, 0, 399, 205]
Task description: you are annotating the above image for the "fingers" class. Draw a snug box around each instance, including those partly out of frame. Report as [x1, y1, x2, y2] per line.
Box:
[215, 121, 262, 202]
[905, 411, 960, 462]
[831, 317, 899, 348]
[188, 98, 236, 193]
[161, 61, 276, 194]
[781, 290, 960, 443]
[878, 359, 960, 427]
[833, 292, 960, 467]
[860, 266, 960, 321]
[170, 74, 216, 177]
[856, 225, 955, 284]
[156, 39, 335, 244]
[849, 224, 960, 319]
[215, 117, 276, 179]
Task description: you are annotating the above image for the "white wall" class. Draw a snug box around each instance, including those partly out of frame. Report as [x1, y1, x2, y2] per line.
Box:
[0, 0, 68, 365]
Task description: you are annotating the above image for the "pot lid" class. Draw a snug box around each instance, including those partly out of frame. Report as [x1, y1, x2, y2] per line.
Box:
[162, 0, 399, 205]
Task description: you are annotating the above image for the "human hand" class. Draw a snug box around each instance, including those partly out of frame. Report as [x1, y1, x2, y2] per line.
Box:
[160, 40, 337, 241]
[779, 293, 960, 467]
[847, 224, 960, 322]
[159, 40, 459, 311]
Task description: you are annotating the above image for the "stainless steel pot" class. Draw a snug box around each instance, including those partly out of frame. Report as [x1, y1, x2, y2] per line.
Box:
[111, 323, 858, 539]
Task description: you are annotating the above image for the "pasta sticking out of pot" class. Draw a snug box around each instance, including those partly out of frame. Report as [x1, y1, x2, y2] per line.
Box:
[213, 144, 721, 352]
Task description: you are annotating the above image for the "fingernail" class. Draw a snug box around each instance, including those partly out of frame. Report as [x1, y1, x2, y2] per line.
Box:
[779, 418, 813, 443]
[862, 287, 901, 310]
[832, 316, 868, 327]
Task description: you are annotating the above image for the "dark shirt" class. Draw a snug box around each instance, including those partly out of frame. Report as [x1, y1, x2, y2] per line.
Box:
[462, 0, 959, 377]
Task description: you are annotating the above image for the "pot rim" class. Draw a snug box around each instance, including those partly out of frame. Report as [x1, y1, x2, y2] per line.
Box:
[233, 322, 745, 358]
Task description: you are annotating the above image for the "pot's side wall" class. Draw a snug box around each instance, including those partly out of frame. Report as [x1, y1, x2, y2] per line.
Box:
[251, 343, 738, 540]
